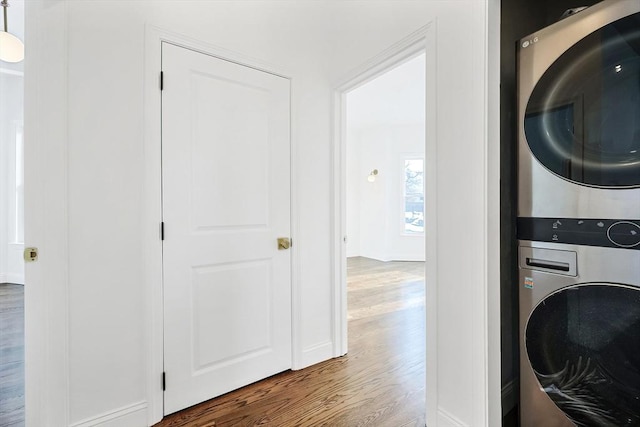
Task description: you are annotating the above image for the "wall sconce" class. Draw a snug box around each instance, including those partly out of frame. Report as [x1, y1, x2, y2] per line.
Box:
[0, 0, 24, 63]
[367, 169, 378, 183]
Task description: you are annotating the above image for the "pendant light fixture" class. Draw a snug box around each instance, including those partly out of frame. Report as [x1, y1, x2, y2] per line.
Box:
[0, 0, 24, 63]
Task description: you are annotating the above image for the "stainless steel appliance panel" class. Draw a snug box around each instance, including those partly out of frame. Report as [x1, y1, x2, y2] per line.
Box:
[519, 241, 640, 427]
[518, 0, 640, 219]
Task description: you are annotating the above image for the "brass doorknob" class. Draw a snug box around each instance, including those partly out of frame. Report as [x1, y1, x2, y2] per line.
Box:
[277, 237, 291, 250]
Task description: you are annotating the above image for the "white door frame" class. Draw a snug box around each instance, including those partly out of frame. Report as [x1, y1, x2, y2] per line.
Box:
[330, 20, 437, 417]
[331, 5, 502, 425]
[143, 26, 298, 425]
[24, 1, 71, 426]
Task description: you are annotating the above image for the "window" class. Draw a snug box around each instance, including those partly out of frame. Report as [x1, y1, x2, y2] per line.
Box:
[403, 158, 424, 234]
[13, 123, 24, 244]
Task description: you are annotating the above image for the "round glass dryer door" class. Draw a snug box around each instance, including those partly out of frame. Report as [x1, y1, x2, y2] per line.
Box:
[526, 284, 640, 426]
[524, 12, 640, 188]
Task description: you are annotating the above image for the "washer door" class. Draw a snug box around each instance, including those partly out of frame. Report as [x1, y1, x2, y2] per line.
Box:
[526, 284, 640, 426]
[524, 12, 640, 188]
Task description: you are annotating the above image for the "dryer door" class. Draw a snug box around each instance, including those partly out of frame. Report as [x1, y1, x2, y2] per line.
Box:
[524, 12, 640, 188]
[526, 283, 640, 426]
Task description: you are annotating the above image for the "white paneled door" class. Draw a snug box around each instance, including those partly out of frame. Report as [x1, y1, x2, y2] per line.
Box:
[161, 42, 292, 415]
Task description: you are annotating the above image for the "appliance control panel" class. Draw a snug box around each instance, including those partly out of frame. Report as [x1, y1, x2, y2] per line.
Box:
[517, 217, 640, 249]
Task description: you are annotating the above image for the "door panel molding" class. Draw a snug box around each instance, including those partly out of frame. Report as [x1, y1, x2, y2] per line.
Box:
[161, 43, 292, 409]
[143, 25, 296, 425]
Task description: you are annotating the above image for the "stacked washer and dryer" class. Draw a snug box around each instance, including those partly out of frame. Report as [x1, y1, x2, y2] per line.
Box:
[517, 1, 640, 426]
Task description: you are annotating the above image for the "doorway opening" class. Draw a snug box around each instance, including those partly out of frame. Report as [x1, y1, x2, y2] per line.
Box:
[331, 24, 436, 423]
[0, 0, 25, 423]
[344, 51, 426, 424]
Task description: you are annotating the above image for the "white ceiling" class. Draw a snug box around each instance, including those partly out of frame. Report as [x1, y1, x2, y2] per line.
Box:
[2, 1, 424, 112]
[346, 53, 425, 129]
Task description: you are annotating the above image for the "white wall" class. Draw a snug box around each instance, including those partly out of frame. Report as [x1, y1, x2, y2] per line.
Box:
[0, 70, 25, 285]
[25, 1, 500, 426]
[346, 124, 425, 261]
[423, 3, 501, 424]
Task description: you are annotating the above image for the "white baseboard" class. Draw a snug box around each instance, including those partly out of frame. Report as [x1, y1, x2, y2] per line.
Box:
[359, 254, 392, 262]
[359, 254, 427, 263]
[388, 254, 426, 262]
[293, 341, 333, 370]
[437, 408, 469, 427]
[0, 273, 24, 285]
[70, 401, 147, 427]
[502, 379, 518, 416]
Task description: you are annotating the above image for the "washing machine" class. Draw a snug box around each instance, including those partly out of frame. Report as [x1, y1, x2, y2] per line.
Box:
[518, 219, 640, 427]
[518, 0, 640, 219]
[518, 1, 640, 425]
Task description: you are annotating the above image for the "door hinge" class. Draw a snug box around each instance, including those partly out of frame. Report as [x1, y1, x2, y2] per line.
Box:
[160, 71, 164, 90]
[162, 372, 166, 391]
[161, 222, 165, 240]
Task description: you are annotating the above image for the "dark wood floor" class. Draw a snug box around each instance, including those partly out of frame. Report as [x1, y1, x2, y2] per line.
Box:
[0, 283, 25, 427]
[2, 264, 516, 426]
[156, 257, 426, 427]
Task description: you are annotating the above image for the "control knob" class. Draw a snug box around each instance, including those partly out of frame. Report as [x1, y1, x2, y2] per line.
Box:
[607, 221, 640, 248]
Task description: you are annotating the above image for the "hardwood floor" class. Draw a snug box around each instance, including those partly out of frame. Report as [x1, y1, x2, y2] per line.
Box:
[156, 257, 426, 427]
[0, 284, 25, 427]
